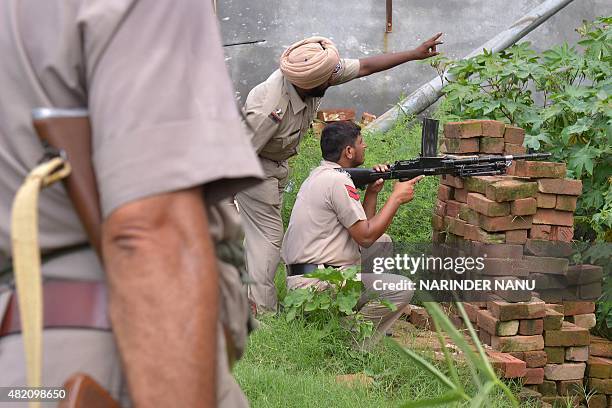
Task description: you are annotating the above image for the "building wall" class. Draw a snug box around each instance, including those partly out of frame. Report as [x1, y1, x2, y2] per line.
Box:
[218, 0, 610, 118]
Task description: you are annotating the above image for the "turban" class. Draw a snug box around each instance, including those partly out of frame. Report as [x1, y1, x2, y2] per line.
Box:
[279, 36, 342, 89]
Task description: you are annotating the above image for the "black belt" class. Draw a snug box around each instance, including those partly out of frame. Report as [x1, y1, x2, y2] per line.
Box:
[287, 263, 339, 276]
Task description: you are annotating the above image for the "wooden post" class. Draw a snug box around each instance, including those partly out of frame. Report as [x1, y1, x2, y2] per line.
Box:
[385, 0, 392, 32]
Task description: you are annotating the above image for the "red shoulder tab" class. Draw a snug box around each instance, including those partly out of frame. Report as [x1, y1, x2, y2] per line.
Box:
[345, 184, 360, 200]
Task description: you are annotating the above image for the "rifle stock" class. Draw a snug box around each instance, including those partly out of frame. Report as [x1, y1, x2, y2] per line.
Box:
[32, 108, 102, 258]
[59, 374, 121, 408]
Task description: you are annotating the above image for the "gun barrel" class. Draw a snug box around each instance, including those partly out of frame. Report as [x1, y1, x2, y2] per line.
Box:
[444, 152, 551, 165]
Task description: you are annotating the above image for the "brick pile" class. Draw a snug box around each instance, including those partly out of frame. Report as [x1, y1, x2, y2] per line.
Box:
[311, 109, 375, 137]
[425, 119, 608, 406]
[432, 120, 601, 304]
[585, 336, 612, 407]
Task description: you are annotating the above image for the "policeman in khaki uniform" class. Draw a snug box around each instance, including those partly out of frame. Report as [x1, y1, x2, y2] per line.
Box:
[282, 121, 423, 343]
[239, 33, 444, 311]
[0, 1, 262, 406]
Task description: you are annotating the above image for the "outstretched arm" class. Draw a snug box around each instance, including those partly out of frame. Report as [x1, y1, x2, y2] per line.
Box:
[357, 33, 443, 77]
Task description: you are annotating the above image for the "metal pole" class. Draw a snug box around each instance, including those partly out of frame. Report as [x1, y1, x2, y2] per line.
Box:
[386, 0, 393, 33]
[365, 0, 575, 133]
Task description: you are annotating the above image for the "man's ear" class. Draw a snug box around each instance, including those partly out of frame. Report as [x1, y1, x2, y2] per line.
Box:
[344, 145, 354, 160]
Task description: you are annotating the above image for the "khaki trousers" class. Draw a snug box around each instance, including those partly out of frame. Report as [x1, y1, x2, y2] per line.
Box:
[235, 158, 289, 312]
[287, 272, 413, 344]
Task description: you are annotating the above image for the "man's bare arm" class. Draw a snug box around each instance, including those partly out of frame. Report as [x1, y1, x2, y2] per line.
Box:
[349, 176, 423, 247]
[357, 33, 443, 77]
[102, 187, 218, 407]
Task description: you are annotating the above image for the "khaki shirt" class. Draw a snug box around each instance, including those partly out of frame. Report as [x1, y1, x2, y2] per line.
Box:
[244, 59, 360, 162]
[0, 0, 262, 271]
[282, 160, 366, 267]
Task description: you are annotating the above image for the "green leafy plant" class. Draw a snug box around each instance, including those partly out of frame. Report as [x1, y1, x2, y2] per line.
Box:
[283, 267, 396, 343]
[435, 16, 612, 240]
[395, 302, 518, 408]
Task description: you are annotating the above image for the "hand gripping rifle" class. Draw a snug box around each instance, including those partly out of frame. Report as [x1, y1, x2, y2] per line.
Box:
[344, 118, 551, 188]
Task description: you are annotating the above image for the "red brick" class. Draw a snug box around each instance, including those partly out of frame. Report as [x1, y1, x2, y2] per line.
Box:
[557, 379, 584, 396]
[447, 217, 466, 236]
[445, 200, 462, 218]
[486, 179, 538, 202]
[486, 350, 527, 378]
[434, 200, 447, 216]
[536, 193, 557, 208]
[464, 176, 503, 194]
[476, 120, 506, 137]
[477, 309, 519, 336]
[504, 126, 526, 144]
[479, 328, 491, 345]
[491, 335, 544, 352]
[542, 396, 580, 406]
[512, 351, 548, 368]
[566, 265, 603, 286]
[504, 143, 527, 155]
[545, 347, 565, 364]
[524, 239, 573, 258]
[544, 363, 586, 381]
[513, 161, 567, 179]
[444, 121, 482, 138]
[538, 380, 557, 396]
[518, 387, 542, 403]
[459, 205, 479, 224]
[586, 394, 607, 408]
[440, 174, 464, 189]
[524, 367, 545, 384]
[511, 198, 537, 216]
[519, 319, 544, 335]
[360, 112, 377, 125]
[432, 214, 444, 230]
[521, 256, 569, 275]
[482, 258, 528, 276]
[580, 282, 602, 300]
[445, 138, 480, 153]
[563, 301, 596, 316]
[588, 356, 612, 379]
[505, 229, 528, 244]
[463, 224, 505, 243]
[588, 378, 612, 394]
[545, 322, 590, 347]
[463, 302, 480, 323]
[590, 337, 612, 359]
[533, 209, 574, 227]
[454, 188, 468, 203]
[480, 137, 505, 153]
[437, 184, 452, 201]
[530, 225, 552, 240]
[566, 346, 590, 362]
[471, 243, 524, 259]
[551, 225, 574, 242]
[543, 309, 564, 331]
[467, 192, 510, 216]
[556, 195, 578, 211]
[317, 109, 356, 122]
[524, 350, 548, 368]
[569, 313, 597, 329]
[410, 307, 432, 330]
[487, 297, 546, 321]
[538, 179, 583, 196]
[479, 214, 533, 232]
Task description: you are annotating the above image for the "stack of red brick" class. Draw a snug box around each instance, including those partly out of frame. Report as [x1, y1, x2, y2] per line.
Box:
[432, 120, 601, 303]
[425, 119, 609, 406]
[588, 336, 612, 407]
[311, 109, 376, 137]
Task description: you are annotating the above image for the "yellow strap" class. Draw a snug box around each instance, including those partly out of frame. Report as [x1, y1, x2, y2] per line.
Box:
[10, 157, 70, 408]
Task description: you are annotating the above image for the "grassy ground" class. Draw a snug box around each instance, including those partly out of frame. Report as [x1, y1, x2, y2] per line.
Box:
[235, 119, 540, 407]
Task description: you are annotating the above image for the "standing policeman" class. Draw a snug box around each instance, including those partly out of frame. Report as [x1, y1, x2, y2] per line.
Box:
[238, 33, 444, 311]
[0, 0, 262, 406]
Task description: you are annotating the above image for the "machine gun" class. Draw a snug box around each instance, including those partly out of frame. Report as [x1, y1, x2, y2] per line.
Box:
[344, 118, 551, 188]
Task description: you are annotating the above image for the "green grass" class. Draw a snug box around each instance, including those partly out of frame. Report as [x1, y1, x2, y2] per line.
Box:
[235, 316, 536, 408]
[236, 120, 541, 407]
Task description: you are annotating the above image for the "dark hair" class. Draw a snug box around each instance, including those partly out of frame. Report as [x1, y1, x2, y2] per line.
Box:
[320, 121, 361, 162]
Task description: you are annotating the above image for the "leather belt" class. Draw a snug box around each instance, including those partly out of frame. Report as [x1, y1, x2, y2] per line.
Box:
[287, 263, 339, 276]
[0, 280, 110, 337]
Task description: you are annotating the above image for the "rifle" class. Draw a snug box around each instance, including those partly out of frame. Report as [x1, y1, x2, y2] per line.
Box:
[344, 118, 551, 188]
